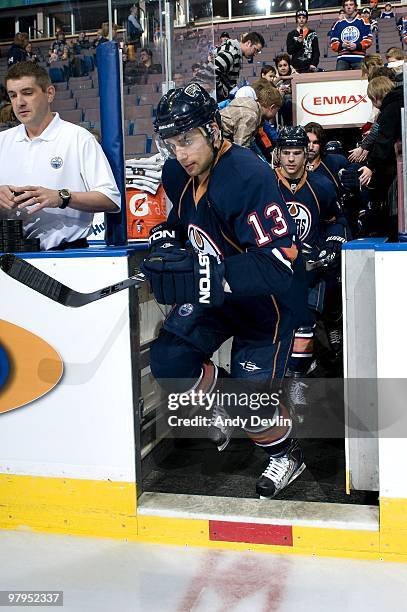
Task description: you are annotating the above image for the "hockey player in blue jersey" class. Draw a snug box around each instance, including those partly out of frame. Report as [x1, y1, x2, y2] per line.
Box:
[304, 123, 349, 196]
[141, 83, 307, 499]
[305, 122, 362, 241]
[272, 127, 348, 406]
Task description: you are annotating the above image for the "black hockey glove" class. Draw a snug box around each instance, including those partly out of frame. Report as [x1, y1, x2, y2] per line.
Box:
[148, 222, 183, 253]
[339, 164, 361, 193]
[141, 247, 225, 307]
[318, 235, 346, 266]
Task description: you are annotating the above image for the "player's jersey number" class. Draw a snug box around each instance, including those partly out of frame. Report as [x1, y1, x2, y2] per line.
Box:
[248, 203, 288, 246]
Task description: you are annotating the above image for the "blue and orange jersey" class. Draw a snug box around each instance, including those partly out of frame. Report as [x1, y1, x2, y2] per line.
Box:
[330, 16, 372, 63]
[161, 142, 306, 341]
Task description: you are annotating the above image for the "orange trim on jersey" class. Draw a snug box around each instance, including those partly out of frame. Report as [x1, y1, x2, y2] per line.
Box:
[219, 230, 244, 253]
[309, 157, 321, 171]
[178, 177, 193, 217]
[276, 168, 308, 194]
[305, 179, 320, 214]
[192, 139, 232, 206]
[361, 38, 373, 49]
[320, 160, 339, 189]
[258, 126, 273, 149]
[271, 341, 281, 379]
[281, 243, 298, 263]
[330, 41, 340, 52]
[271, 295, 280, 344]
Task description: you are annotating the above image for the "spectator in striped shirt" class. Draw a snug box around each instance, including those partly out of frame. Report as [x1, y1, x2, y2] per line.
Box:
[215, 31, 265, 101]
[330, 0, 372, 70]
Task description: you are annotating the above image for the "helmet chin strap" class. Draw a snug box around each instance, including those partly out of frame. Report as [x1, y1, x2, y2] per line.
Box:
[199, 123, 223, 173]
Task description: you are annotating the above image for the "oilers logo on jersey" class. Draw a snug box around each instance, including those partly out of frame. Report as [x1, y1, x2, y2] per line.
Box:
[188, 224, 223, 257]
[341, 25, 359, 44]
[287, 202, 312, 241]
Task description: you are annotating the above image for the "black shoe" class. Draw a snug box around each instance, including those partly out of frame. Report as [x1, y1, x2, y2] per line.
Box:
[256, 440, 306, 499]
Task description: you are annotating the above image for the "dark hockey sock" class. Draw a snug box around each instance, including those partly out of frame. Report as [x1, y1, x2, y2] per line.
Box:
[263, 437, 293, 457]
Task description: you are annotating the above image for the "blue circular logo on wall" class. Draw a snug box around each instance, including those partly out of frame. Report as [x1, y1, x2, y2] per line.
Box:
[0, 344, 10, 391]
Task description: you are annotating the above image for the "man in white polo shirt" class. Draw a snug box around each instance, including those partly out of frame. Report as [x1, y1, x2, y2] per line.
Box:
[0, 62, 121, 250]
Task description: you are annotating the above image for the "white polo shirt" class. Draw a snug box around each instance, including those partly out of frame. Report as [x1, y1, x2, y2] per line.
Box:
[0, 113, 121, 249]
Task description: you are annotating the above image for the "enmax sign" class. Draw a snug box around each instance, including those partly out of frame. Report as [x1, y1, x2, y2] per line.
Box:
[295, 78, 372, 127]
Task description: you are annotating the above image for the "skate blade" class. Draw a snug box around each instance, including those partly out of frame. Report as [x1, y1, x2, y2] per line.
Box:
[258, 462, 306, 500]
[217, 427, 235, 451]
[217, 437, 231, 452]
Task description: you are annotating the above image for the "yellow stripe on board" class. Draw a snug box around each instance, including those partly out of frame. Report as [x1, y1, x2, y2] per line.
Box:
[380, 497, 407, 530]
[138, 515, 209, 545]
[380, 497, 407, 554]
[293, 526, 379, 553]
[0, 474, 136, 514]
[2, 475, 407, 561]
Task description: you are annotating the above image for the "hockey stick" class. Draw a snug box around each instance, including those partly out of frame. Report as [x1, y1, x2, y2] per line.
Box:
[0, 253, 146, 308]
[305, 256, 333, 272]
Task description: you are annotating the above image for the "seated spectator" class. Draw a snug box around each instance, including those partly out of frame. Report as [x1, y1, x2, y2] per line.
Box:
[360, 53, 383, 79]
[220, 80, 282, 153]
[380, 3, 395, 19]
[260, 64, 277, 83]
[274, 52, 297, 125]
[7, 33, 28, 67]
[73, 32, 91, 53]
[49, 31, 70, 62]
[274, 52, 297, 92]
[136, 47, 162, 84]
[25, 42, 39, 63]
[140, 48, 161, 72]
[286, 9, 320, 73]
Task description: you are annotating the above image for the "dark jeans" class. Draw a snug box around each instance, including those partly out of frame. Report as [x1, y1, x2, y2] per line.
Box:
[336, 58, 363, 71]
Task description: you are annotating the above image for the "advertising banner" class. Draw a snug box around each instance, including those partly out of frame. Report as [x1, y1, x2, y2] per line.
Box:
[293, 72, 372, 128]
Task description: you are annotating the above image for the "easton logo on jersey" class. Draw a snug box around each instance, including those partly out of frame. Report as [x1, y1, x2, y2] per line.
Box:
[287, 201, 312, 241]
[188, 224, 223, 257]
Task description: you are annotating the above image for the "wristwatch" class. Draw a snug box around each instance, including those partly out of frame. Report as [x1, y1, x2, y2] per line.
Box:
[58, 189, 71, 209]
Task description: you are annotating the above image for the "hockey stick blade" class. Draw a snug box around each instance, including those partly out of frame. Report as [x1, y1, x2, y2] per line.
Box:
[305, 256, 333, 272]
[0, 253, 146, 307]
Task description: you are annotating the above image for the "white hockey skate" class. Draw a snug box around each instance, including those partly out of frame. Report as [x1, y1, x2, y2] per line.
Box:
[208, 405, 234, 451]
[256, 440, 306, 499]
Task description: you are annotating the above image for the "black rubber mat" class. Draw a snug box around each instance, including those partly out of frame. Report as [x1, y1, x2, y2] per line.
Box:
[142, 438, 378, 505]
